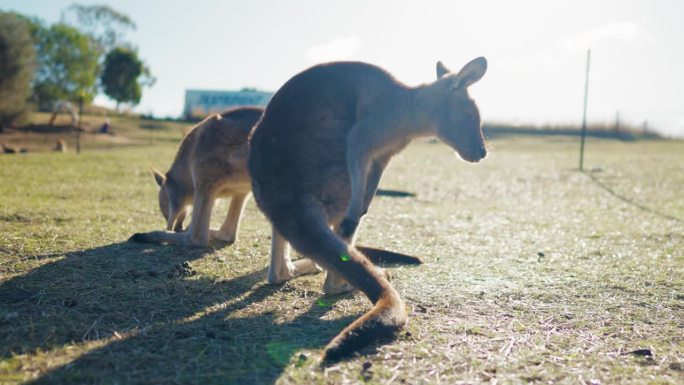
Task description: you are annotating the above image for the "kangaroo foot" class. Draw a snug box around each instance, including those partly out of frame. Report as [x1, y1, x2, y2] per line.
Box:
[323, 271, 354, 295]
[267, 258, 323, 285]
[209, 229, 236, 245]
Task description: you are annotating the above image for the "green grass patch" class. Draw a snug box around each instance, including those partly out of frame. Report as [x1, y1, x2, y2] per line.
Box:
[1, 136, 683, 384]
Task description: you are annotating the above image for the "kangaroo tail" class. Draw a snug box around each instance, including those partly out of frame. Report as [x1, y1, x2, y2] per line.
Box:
[128, 231, 164, 244]
[128, 230, 204, 247]
[356, 246, 422, 265]
[275, 203, 408, 361]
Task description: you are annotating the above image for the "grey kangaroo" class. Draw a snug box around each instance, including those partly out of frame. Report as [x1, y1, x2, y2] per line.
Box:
[248, 57, 488, 360]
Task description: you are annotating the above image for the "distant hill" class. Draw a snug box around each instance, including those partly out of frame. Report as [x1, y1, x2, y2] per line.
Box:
[483, 122, 663, 141]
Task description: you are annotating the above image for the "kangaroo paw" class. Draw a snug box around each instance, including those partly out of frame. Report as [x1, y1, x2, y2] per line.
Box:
[323, 271, 354, 295]
[292, 258, 323, 276]
[267, 259, 323, 285]
[322, 268, 386, 295]
[323, 280, 354, 296]
[322, 295, 407, 362]
[267, 260, 297, 285]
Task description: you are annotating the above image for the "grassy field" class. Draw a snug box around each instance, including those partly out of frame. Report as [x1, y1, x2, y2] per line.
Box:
[1, 131, 682, 384]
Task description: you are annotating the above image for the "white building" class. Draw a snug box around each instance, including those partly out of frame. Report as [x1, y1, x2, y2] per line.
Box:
[183, 89, 274, 118]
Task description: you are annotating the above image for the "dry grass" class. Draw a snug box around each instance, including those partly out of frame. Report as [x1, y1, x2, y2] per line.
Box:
[0, 112, 186, 153]
[1, 132, 682, 384]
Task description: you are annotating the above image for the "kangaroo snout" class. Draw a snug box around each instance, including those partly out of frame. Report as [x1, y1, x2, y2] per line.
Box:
[478, 146, 487, 160]
[459, 145, 487, 163]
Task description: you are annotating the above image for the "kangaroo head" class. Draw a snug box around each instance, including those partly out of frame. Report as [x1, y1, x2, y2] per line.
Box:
[433, 57, 488, 163]
[151, 167, 171, 221]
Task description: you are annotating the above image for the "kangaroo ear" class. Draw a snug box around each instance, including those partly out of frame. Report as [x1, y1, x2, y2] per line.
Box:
[454, 57, 487, 88]
[436, 61, 450, 79]
[150, 166, 165, 187]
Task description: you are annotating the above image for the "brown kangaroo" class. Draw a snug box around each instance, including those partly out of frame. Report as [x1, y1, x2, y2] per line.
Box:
[54, 138, 67, 152]
[248, 57, 488, 360]
[129, 107, 420, 285]
[130, 107, 261, 247]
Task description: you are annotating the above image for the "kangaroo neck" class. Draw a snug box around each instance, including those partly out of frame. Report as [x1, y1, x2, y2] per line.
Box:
[368, 82, 443, 147]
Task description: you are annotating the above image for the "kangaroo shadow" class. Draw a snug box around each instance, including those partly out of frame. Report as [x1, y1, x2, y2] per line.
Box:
[28, 285, 353, 384]
[1, 242, 213, 359]
[1, 242, 353, 384]
[375, 189, 416, 198]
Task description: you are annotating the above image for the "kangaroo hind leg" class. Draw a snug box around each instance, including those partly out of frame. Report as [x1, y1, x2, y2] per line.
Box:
[277, 203, 407, 360]
[267, 227, 321, 285]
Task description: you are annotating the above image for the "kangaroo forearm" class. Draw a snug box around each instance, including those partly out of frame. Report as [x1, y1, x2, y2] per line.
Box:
[362, 156, 391, 214]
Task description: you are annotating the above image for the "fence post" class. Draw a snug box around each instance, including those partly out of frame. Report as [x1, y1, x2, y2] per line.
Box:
[76, 96, 83, 154]
[579, 49, 591, 171]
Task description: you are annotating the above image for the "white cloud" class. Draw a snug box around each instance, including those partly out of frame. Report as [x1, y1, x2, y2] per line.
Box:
[561, 22, 652, 53]
[306, 37, 362, 63]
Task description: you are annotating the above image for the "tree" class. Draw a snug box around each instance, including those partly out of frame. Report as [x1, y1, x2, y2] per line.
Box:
[0, 12, 36, 127]
[61, 4, 136, 54]
[100, 47, 154, 109]
[28, 21, 100, 108]
[63, 4, 154, 110]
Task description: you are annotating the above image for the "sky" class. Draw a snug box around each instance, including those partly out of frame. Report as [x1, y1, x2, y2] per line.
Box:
[3, 0, 684, 137]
